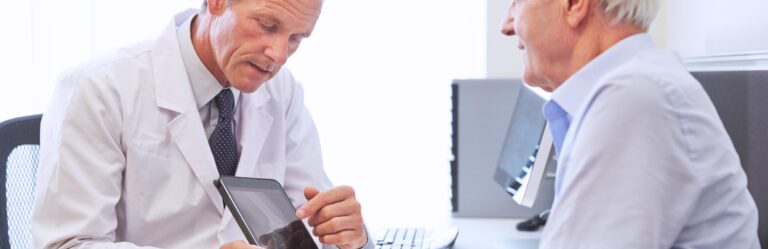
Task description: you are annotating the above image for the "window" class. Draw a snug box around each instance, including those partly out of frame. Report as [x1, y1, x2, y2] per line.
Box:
[287, 0, 485, 227]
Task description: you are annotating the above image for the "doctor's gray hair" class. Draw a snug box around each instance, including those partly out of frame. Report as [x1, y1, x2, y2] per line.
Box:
[597, 0, 659, 30]
[200, 0, 238, 10]
[200, 0, 323, 12]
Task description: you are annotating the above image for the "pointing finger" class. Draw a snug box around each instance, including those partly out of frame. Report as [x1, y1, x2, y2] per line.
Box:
[304, 186, 320, 201]
[296, 186, 355, 219]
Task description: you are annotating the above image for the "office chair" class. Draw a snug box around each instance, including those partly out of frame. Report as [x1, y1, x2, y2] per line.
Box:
[0, 114, 42, 249]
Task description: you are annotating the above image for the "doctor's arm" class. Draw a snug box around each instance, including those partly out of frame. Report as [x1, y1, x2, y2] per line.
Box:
[32, 71, 158, 249]
[278, 72, 372, 249]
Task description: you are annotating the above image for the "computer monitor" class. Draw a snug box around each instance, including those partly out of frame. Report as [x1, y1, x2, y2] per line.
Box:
[493, 86, 555, 207]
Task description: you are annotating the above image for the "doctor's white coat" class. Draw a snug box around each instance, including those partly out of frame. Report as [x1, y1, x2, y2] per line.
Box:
[32, 10, 334, 249]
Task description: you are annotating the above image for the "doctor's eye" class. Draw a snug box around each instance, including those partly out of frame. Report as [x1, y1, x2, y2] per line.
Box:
[256, 19, 278, 32]
[288, 35, 304, 44]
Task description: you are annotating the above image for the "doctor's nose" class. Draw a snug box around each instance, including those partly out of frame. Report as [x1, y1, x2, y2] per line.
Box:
[265, 39, 290, 66]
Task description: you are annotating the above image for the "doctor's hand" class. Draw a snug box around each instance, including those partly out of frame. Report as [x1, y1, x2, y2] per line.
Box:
[220, 240, 263, 249]
[296, 186, 368, 249]
[258, 220, 317, 248]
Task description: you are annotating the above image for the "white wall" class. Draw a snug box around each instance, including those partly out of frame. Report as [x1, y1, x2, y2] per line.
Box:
[0, 0, 202, 123]
[486, 0, 524, 78]
[665, 0, 768, 58]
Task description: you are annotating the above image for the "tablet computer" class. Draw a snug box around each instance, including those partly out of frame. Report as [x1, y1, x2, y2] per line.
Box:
[214, 176, 319, 249]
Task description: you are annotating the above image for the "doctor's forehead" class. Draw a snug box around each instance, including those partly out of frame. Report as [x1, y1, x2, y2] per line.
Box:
[243, 0, 323, 27]
[241, 0, 323, 12]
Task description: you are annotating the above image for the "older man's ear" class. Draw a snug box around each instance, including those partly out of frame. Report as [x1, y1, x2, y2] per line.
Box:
[564, 0, 592, 28]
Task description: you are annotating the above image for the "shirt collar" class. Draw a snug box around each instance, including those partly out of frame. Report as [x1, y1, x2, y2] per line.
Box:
[176, 13, 240, 109]
[549, 33, 655, 118]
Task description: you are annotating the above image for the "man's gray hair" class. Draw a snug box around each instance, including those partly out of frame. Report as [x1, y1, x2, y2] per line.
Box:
[598, 0, 660, 30]
[201, 0, 323, 11]
[201, 0, 237, 9]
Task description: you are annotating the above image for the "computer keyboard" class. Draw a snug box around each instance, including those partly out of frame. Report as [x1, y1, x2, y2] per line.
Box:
[375, 227, 427, 249]
[374, 227, 458, 249]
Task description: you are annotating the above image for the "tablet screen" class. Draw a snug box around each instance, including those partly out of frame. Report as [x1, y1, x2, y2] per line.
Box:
[223, 178, 317, 249]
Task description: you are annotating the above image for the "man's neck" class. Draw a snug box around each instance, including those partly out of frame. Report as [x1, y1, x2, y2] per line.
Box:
[190, 14, 230, 88]
[552, 22, 645, 89]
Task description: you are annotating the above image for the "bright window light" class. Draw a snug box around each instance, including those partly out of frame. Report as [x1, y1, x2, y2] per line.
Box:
[287, 0, 485, 228]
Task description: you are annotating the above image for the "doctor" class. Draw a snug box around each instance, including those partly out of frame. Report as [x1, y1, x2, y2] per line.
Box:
[32, 0, 371, 248]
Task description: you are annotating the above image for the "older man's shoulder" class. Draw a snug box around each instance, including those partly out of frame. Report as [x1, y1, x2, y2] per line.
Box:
[604, 48, 700, 91]
[596, 47, 711, 114]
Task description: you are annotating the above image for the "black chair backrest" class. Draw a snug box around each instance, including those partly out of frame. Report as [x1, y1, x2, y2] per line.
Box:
[0, 114, 42, 249]
[692, 70, 768, 246]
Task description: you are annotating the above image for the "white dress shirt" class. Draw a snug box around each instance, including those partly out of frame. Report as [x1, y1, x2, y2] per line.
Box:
[176, 14, 242, 149]
[540, 34, 761, 249]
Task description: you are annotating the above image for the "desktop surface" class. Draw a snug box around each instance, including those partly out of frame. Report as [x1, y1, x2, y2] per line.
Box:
[450, 218, 541, 249]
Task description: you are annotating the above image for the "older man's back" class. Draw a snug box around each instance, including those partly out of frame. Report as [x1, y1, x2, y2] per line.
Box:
[539, 34, 760, 249]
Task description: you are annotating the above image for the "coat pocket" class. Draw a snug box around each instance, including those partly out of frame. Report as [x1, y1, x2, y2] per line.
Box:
[126, 130, 174, 196]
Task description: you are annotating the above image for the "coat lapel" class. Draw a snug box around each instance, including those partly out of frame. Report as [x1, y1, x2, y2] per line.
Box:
[151, 15, 224, 214]
[235, 85, 273, 177]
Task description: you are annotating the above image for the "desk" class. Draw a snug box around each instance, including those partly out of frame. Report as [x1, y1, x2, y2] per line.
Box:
[451, 218, 541, 249]
[370, 217, 542, 249]
[361, 182, 543, 248]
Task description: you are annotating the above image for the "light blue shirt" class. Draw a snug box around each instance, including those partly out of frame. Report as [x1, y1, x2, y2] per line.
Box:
[540, 34, 761, 249]
[542, 100, 570, 156]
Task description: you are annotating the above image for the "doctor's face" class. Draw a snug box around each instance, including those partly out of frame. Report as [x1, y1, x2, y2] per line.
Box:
[501, 0, 573, 92]
[209, 0, 322, 93]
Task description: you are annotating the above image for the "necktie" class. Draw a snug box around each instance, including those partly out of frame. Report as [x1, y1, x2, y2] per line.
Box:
[543, 100, 571, 157]
[209, 89, 239, 176]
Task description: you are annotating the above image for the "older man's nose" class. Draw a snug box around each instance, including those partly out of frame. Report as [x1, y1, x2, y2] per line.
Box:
[502, 1, 517, 36]
[501, 18, 516, 36]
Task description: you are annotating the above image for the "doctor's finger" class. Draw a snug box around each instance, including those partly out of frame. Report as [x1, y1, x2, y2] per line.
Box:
[312, 215, 364, 237]
[307, 198, 361, 226]
[318, 228, 366, 247]
[219, 240, 262, 249]
[297, 185, 355, 219]
[296, 186, 322, 219]
[304, 186, 321, 201]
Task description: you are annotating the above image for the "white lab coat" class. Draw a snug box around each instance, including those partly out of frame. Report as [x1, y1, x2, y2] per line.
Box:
[32, 10, 334, 249]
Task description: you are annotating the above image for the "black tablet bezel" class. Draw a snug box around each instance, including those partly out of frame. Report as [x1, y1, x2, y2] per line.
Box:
[214, 176, 317, 248]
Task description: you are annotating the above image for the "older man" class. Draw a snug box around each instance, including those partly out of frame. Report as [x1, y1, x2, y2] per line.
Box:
[32, 0, 370, 248]
[502, 0, 760, 248]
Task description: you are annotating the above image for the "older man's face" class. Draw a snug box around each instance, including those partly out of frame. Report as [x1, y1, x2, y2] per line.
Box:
[210, 0, 322, 93]
[501, 0, 572, 92]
